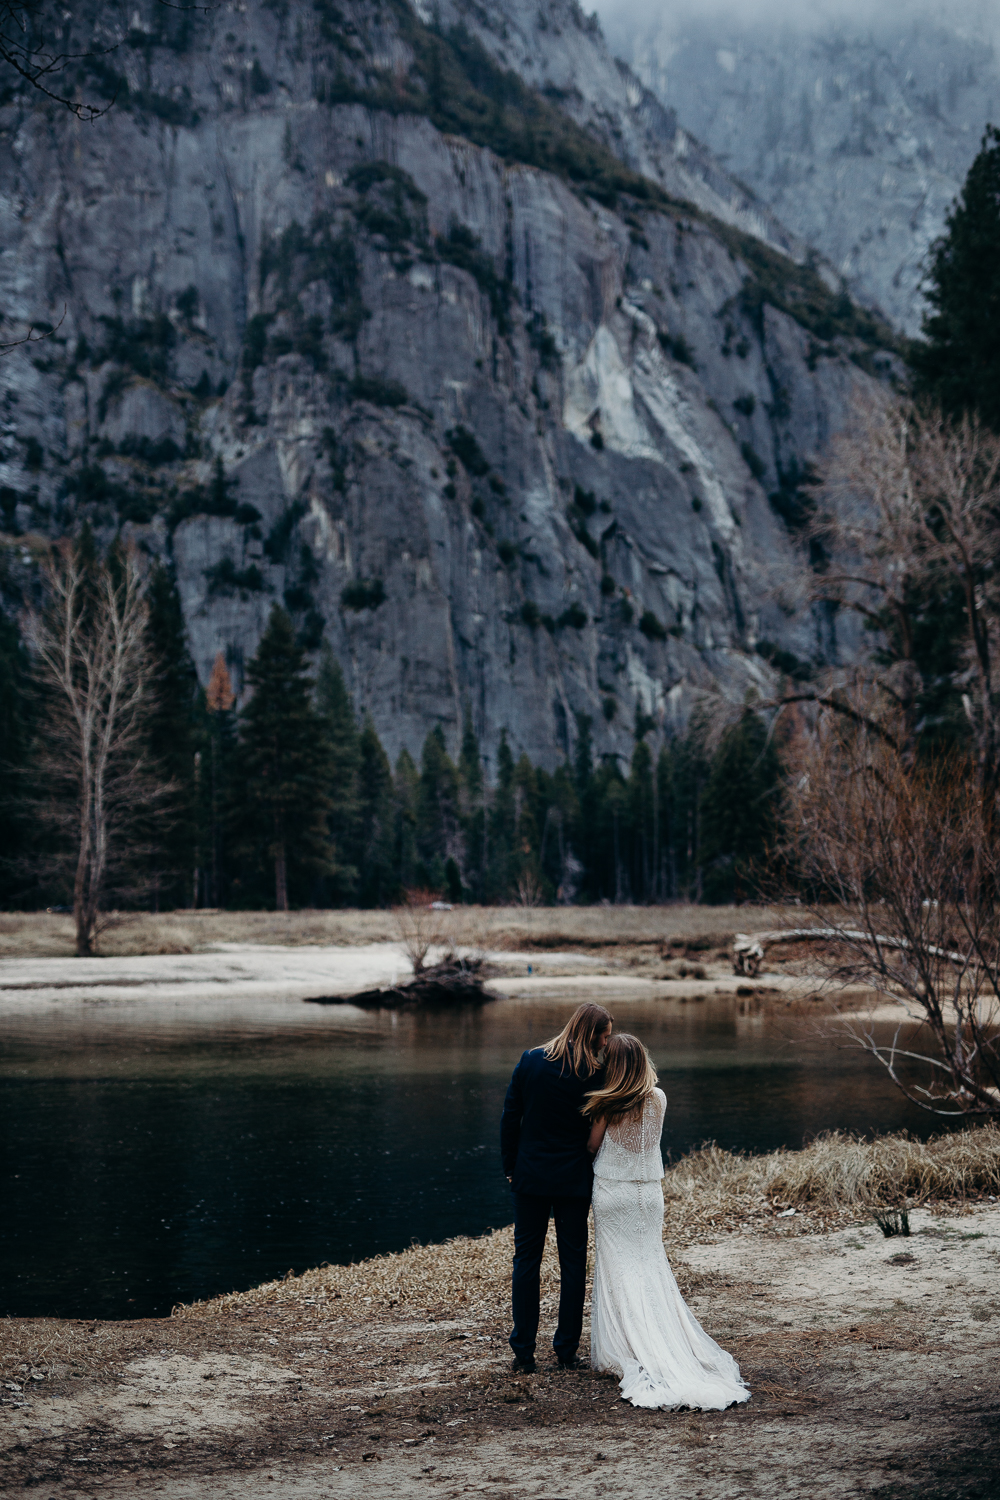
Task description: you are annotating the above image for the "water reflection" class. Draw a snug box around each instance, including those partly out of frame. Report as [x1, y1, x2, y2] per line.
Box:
[0, 994, 933, 1320]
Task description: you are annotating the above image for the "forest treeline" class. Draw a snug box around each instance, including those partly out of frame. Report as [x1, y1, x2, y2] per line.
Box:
[0, 552, 780, 916]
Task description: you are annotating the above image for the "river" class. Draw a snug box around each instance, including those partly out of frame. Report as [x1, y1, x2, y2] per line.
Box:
[0, 993, 934, 1320]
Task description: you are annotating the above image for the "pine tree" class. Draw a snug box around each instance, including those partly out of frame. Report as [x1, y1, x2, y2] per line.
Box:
[626, 739, 655, 902]
[415, 726, 460, 890]
[458, 707, 485, 900]
[572, 713, 599, 898]
[656, 744, 675, 899]
[538, 762, 580, 901]
[315, 646, 360, 900]
[393, 748, 420, 891]
[590, 761, 627, 902]
[668, 728, 710, 899]
[488, 729, 516, 900]
[356, 717, 396, 905]
[144, 564, 200, 909]
[512, 753, 542, 894]
[234, 607, 334, 910]
[912, 125, 1000, 429]
[699, 709, 781, 903]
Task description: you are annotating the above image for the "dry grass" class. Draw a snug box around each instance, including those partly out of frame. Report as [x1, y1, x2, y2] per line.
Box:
[176, 1223, 529, 1327]
[0, 905, 798, 960]
[665, 1125, 1000, 1216]
[175, 1126, 1000, 1329]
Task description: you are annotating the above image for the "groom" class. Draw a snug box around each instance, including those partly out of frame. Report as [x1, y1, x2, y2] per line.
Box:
[500, 1002, 612, 1374]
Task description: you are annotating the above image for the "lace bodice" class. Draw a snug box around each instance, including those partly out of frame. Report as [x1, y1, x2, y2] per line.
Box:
[593, 1088, 665, 1181]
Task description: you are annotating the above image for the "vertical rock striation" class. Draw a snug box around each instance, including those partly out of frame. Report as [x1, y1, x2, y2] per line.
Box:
[0, 0, 897, 765]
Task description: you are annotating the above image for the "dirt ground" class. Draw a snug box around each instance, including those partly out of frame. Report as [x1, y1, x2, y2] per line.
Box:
[0, 905, 798, 961]
[4, 1204, 998, 1500]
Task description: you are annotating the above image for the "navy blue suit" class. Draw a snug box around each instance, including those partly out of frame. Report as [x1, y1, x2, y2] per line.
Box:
[500, 1047, 601, 1362]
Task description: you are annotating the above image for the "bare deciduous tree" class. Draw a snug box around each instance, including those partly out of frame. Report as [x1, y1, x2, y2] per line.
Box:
[783, 701, 1000, 1119]
[799, 399, 1000, 803]
[28, 539, 168, 955]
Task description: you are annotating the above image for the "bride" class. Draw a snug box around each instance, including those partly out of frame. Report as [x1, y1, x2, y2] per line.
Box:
[584, 1033, 750, 1411]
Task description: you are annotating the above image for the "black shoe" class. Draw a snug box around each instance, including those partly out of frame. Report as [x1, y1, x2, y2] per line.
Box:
[511, 1355, 536, 1375]
[557, 1354, 587, 1370]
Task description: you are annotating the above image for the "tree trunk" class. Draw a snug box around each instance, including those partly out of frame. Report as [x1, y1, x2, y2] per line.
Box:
[73, 786, 93, 957]
[275, 838, 288, 911]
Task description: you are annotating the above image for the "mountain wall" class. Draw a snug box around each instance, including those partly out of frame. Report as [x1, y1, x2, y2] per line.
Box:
[0, 0, 894, 769]
[603, 1, 1000, 336]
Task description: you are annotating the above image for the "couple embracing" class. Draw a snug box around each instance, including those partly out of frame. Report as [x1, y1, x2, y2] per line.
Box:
[500, 1002, 749, 1410]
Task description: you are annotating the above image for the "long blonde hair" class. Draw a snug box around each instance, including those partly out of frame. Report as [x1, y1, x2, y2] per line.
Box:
[581, 1032, 657, 1121]
[543, 1002, 613, 1078]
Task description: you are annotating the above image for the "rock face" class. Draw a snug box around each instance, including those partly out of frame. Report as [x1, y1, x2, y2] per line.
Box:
[0, 0, 890, 768]
[605, 1, 1000, 336]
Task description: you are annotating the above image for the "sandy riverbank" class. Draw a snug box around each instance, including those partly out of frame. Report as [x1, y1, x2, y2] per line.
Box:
[4, 1130, 1000, 1500]
[0, 902, 818, 1011]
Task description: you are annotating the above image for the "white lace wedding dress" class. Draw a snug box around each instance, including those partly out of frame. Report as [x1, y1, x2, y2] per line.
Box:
[590, 1088, 750, 1410]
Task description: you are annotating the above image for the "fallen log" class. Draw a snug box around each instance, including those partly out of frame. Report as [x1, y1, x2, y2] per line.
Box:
[733, 928, 968, 977]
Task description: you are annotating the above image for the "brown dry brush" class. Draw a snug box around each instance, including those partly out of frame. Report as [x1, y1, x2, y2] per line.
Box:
[783, 704, 1000, 1118]
[806, 397, 1000, 804]
[26, 539, 174, 956]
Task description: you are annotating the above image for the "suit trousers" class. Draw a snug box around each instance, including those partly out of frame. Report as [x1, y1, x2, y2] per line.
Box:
[509, 1191, 590, 1362]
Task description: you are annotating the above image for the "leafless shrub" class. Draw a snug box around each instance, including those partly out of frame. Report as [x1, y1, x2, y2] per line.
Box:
[783, 702, 1000, 1118]
[515, 870, 544, 908]
[392, 887, 453, 975]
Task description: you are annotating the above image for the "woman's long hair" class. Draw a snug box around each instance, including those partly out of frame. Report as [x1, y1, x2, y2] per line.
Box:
[543, 1002, 613, 1078]
[581, 1033, 657, 1121]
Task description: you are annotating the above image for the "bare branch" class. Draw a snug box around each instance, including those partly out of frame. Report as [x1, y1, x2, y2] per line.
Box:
[26, 537, 174, 955]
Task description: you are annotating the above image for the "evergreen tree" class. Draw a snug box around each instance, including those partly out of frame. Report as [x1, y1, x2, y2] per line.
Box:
[415, 726, 460, 890]
[0, 610, 34, 905]
[315, 645, 360, 900]
[144, 564, 200, 909]
[233, 607, 334, 910]
[488, 729, 516, 900]
[912, 125, 1000, 429]
[668, 728, 710, 900]
[699, 709, 781, 903]
[356, 717, 396, 906]
[573, 713, 600, 899]
[393, 748, 420, 891]
[626, 739, 655, 903]
[512, 753, 543, 893]
[458, 707, 485, 899]
[538, 762, 581, 901]
[656, 744, 675, 899]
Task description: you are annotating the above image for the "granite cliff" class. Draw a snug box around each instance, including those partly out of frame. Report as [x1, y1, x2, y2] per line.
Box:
[0, 0, 896, 768]
[604, 0, 1000, 337]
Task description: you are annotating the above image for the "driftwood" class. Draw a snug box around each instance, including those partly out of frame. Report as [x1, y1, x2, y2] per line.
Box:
[305, 956, 491, 1010]
[733, 928, 967, 978]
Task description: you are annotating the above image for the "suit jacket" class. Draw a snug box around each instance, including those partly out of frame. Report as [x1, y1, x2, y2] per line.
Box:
[500, 1046, 602, 1198]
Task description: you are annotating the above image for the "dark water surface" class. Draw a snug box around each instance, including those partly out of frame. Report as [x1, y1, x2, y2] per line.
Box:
[1, 994, 934, 1320]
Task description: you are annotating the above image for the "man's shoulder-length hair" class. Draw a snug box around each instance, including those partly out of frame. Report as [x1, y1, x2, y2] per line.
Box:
[541, 1002, 613, 1078]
